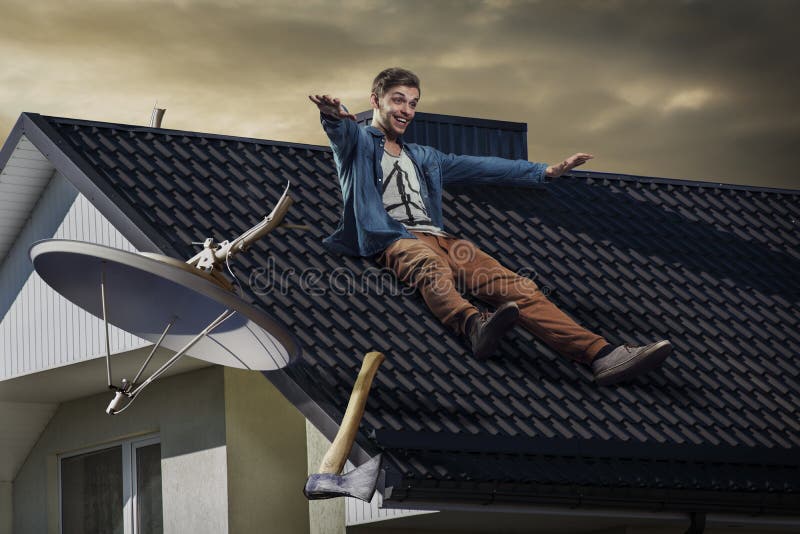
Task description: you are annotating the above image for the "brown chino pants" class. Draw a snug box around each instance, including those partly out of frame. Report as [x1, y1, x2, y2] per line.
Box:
[377, 232, 608, 363]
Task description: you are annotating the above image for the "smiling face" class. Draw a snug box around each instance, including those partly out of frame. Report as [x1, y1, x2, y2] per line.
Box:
[370, 85, 420, 140]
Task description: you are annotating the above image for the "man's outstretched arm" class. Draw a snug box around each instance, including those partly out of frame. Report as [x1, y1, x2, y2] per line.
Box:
[308, 94, 357, 121]
[545, 153, 594, 179]
[437, 149, 594, 188]
[308, 94, 359, 162]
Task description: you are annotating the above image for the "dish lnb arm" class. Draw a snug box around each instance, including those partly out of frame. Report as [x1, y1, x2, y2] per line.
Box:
[186, 182, 300, 271]
[229, 181, 294, 255]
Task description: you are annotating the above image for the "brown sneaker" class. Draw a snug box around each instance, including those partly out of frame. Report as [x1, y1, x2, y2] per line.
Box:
[467, 302, 520, 359]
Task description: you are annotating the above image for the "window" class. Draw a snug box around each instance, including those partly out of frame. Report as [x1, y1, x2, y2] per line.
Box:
[133, 441, 163, 533]
[60, 436, 162, 534]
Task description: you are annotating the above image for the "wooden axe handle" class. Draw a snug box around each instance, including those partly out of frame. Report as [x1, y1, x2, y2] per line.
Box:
[318, 351, 385, 475]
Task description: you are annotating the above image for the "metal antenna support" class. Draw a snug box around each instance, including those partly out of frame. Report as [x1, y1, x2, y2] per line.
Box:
[106, 308, 236, 415]
[131, 317, 176, 387]
[101, 264, 113, 389]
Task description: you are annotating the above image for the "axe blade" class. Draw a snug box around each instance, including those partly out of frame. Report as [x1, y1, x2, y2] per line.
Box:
[304, 453, 382, 502]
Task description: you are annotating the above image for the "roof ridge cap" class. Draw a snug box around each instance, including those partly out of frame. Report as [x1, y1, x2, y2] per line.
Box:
[36, 113, 331, 152]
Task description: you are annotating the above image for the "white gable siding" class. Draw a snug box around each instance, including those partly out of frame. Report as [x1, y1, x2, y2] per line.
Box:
[0, 135, 54, 262]
[345, 458, 437, 526]
[0, 173, 147, 380]
[346, 492, 436, 526]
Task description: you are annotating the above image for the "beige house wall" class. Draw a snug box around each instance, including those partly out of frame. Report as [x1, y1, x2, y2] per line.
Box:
[0, 481, 11, 534]
[306, 420, 345, 534]
[12, 366, 228, 534]
[224, 368, 310, 534]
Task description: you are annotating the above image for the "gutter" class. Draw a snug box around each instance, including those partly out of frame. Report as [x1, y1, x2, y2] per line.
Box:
[381, 476, 800, 517]
[706, 512, 800, 530]
[378, 501, 800, 532]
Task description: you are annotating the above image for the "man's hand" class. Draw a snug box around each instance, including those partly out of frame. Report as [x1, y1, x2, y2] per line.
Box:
[309, 94, 357, 121]
[545, 153, 594, 178]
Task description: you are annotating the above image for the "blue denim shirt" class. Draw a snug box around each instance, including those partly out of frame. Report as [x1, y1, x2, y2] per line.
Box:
[321, 114, 549, 257]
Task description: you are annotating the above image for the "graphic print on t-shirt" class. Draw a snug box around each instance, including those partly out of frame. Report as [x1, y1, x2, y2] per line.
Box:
[383, 159, 428, 224]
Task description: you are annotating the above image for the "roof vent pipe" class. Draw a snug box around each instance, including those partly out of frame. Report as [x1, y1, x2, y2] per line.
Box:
[150, 107, 166, 128]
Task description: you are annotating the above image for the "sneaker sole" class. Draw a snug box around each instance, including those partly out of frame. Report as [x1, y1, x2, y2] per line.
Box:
[595, 340, 672, 386]
[473, 304, 520, 359]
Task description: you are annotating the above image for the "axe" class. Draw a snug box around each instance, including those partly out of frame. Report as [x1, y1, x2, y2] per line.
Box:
[304, 351, 385, 502]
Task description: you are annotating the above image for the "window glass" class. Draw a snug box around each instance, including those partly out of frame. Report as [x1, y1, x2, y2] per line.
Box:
[61, 446, 123, 534]
[136, 443, 163, 534]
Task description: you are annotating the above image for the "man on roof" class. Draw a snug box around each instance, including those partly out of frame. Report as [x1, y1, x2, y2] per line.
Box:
[310, 67, 671, 386]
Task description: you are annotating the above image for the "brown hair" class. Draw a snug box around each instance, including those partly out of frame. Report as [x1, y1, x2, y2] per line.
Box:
[371, 68, 421, 99]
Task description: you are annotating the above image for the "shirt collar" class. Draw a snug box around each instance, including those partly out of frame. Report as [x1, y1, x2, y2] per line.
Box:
[366, 125, 406, 147]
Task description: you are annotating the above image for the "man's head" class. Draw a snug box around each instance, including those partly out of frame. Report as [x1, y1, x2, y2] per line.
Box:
[370, 67, 420, 140]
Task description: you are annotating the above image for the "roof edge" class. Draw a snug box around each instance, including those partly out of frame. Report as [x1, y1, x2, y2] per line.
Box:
[568, 169, 800, 195]
[40, 114, 331, 153]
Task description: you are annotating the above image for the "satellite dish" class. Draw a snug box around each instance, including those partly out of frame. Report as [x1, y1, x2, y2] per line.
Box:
[30, 182, 305, 414]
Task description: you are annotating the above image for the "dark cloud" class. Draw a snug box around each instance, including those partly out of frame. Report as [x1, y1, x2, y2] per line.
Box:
[0, 0, 797, 188]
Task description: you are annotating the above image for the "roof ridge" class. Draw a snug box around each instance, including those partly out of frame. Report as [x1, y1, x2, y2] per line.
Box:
[28, 113, 799, 194]
[33, 113, 332, 153]
[355, 109, 528, 131]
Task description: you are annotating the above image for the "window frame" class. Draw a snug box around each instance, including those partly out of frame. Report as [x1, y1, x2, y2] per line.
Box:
[58, 434, 161, 534]
[130, 435, 161, 534]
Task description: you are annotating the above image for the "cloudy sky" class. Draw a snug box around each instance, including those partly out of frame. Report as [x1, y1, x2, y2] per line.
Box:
[1, 0, 798, 189]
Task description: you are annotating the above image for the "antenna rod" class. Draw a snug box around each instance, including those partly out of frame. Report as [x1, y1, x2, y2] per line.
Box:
[131, 317, 176, 387]
[129, 309, 235, 397]
[100, 265, 113, 389]
[107, 309, 235, 415]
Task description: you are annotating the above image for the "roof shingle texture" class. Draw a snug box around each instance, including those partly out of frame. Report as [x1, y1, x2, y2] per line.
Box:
[42, 116, 800, 504]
